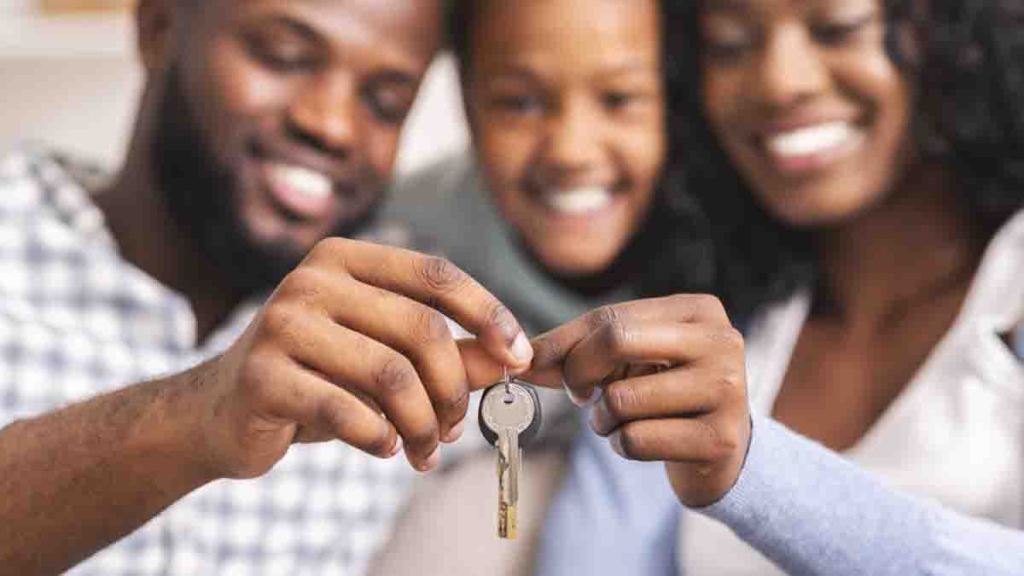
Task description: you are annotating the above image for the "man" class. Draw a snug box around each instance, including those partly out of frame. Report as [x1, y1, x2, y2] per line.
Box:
[0, 0, 532, 573]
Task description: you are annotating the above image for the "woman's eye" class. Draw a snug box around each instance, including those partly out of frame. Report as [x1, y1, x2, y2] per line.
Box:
[704, 40, 754, 63]
[812, 13, 876, 46]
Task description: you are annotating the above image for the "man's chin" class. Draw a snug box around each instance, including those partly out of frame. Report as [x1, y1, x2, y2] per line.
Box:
[232, 212, 381, 293]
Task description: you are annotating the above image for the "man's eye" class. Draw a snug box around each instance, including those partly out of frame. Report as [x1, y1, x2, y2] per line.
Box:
[249, 43, 318, 73]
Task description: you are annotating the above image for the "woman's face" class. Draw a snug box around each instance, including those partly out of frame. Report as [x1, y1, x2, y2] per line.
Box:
[700, 0, 914, 227]
[465, 0, 665, 277]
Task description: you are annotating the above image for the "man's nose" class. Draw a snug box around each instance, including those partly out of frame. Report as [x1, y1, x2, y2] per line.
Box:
[287, 72, 358, 157]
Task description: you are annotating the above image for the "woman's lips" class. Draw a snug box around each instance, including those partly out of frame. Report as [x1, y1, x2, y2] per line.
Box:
[261, 161, 335, 220]
[758, 121, 866, 175]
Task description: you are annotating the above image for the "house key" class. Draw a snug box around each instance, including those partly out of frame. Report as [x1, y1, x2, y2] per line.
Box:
[478, 368, 542, 539]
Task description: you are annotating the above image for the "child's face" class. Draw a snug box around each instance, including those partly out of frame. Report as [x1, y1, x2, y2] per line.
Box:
[465, 0, 665, 277]
[700, 0, 914, 227]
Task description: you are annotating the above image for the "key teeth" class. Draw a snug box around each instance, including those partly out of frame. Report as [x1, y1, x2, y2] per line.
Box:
[498, 502, 517, 539]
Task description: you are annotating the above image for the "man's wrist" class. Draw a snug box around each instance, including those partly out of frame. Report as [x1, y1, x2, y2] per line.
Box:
[131, 366, 225, 490]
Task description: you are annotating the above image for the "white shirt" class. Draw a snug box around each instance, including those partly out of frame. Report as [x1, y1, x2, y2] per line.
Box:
[679, 210, 1024, 575]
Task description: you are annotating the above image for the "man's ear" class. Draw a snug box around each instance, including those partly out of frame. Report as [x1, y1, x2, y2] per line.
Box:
[136, 0, 177, 73]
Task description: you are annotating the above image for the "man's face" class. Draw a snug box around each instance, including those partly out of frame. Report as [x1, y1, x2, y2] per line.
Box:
[149, 0, 442, 293]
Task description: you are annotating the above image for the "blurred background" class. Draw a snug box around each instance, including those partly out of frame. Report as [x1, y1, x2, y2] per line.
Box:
[0, 0, 469, 174]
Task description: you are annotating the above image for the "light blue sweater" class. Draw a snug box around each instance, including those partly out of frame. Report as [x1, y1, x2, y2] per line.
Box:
[705, 417, 1024, 575]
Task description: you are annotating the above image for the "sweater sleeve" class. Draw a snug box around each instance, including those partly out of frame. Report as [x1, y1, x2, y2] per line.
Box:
[695, 416, 1024, 576]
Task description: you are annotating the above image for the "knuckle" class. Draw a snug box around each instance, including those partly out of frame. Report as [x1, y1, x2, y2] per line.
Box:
[601, 318, 635, 354]
[413, 308, 452, 346]
[366, 425, 395, 456]
[714, 364, 746, 397]
[590, 306, 630, 351]
[670, 293, 725, 321]
[405, 423, 439, 450]
[590, 305, 622, 331]
[279, 268, 326, 308]
[693, 293, 725, 314]
[373, 355, 419, 397]
[416, 256, 468, 294]
[702, 420, 739, 461]
[435, 387, 470, 416]
[310, 237, 349, 262]
[485, 301, 518, 337]
[260, 304, 297, 341]
[529, 335, 563, 368]
[604, 383, 641, 421]
[617, 426, 645, 459]
[318, 398, 348, 433]
[714, 327, 746, 354]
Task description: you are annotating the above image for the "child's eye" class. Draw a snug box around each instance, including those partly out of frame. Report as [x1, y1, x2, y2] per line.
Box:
[491, 94, 545, 115]
[602, 91, 637, 111]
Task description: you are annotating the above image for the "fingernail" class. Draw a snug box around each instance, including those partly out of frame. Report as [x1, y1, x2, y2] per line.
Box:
[389, 436, 403, 458]
[608, 431, 626, 458]
[510, 332, 533, 364]
[418, 447, 441, 472]
[442, 420, 465, 444]
[588, 406, 606, 435]
[563, 379, 601, 408]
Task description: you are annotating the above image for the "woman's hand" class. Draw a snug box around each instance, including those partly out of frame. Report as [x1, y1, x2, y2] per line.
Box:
[527, 295, 751, 507]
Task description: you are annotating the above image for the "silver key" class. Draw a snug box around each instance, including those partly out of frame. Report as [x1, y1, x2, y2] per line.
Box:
[479, 369, 541, 539]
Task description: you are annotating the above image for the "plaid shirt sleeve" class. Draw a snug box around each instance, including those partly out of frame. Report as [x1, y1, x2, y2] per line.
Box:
[0, 149, 479, 575]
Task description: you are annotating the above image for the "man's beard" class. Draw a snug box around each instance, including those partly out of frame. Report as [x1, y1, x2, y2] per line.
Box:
[152, 66, 382, 298]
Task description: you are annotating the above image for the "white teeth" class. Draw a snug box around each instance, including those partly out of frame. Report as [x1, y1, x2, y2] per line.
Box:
[267, 163, 332, 199]
[543, 186, 614, 215]
[766, 122, 860, 158]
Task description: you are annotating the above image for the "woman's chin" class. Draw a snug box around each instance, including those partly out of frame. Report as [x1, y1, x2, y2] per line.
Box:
[533, 248, 621, 280]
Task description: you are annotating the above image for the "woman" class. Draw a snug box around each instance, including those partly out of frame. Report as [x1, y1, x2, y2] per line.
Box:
[661, 0, 1024, 572]
[378, 0, 1024, 574]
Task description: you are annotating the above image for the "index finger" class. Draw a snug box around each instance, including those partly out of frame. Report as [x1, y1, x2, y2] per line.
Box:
[530, 295, 731, 374]
[458, 338, 561, 391]
[309, 239, 534, 369]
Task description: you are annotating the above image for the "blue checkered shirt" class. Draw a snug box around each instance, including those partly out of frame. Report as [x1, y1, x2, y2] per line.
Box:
[0, 149, 432, 575]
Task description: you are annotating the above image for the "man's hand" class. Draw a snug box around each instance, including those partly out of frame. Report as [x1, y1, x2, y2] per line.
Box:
[526, 295, 751, 507]
[195, 238, 533, 477]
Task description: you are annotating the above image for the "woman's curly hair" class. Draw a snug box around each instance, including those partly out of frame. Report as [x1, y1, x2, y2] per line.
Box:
[445, 0, 716, 298]
[665, 0, 1024, 320]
